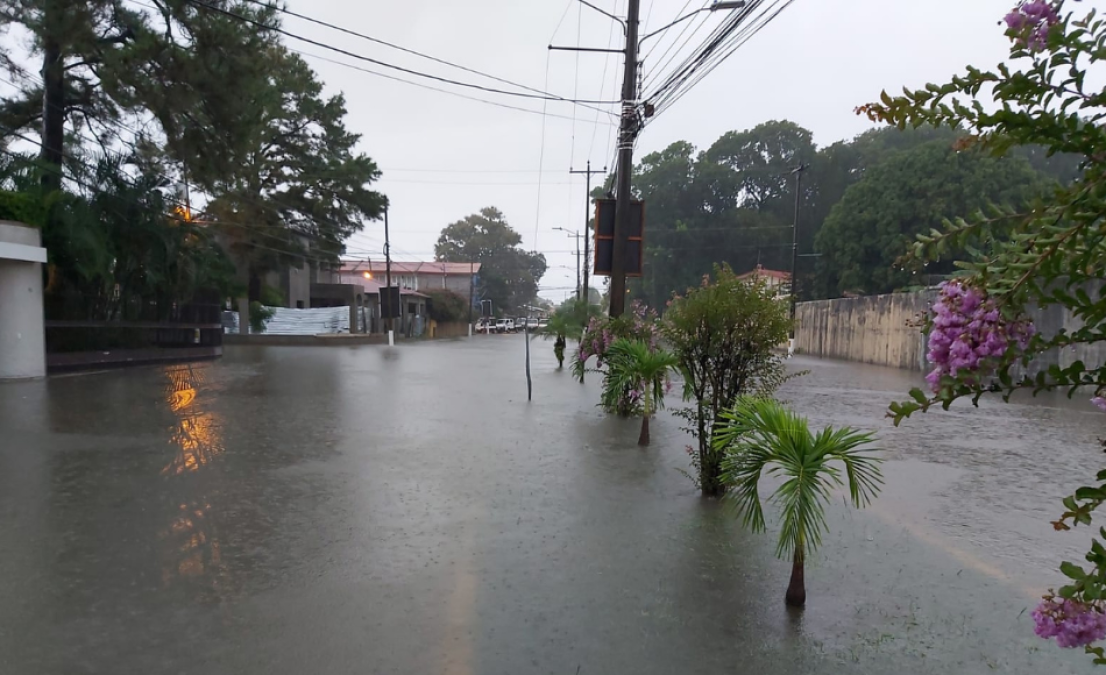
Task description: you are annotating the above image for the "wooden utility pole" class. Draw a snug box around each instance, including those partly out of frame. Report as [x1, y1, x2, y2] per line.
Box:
[788, 163, 807, 333]
[570, 160, 606, 307]
[609, 0, 641, 318]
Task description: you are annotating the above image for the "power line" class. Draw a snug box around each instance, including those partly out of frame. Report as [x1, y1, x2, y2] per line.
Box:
[644, 0, 797, 121]
[186, 0, 621, 111]
[296, 49, 612, 124]
[122, 0, 609, 124]
[379, 178, 575, 186]
[568, 1, 583, 171]
[639, 0, 708, 92]
[241, 0, 610, 107]
[588, 0, 621, 166]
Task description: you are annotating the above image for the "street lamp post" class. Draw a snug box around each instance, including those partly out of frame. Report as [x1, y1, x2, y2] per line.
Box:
[553, 227, 583, 301]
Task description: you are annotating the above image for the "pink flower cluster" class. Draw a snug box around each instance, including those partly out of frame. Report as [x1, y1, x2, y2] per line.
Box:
[1004, 1, 1061, 50]
[1033, 596, 1106, 648]
[575, 301, 660, 366]
[925, 281, 1035, 393]
[577, 318, 616, 365]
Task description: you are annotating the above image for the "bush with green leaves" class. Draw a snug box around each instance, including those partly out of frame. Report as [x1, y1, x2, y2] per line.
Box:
[715, 397, 882, 607]
[0, 153, 237, 321]
[862, 0, 1106, 661]
[573, 301, 661, 412]
[662, 264, 794, 496]
[423, 288, 469, 323]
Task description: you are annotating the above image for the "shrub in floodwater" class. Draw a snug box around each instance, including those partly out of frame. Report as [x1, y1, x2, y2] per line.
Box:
[715, 397, 882, 607]
[869, 0, 1106, 661]
[601, 338, 678, 446]
[663, 264, 794, 496]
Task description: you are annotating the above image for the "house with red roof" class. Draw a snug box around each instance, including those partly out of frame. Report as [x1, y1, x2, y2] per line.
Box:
[735, 265, 792, 298]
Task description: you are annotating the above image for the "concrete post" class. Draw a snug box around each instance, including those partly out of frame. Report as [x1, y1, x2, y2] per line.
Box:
[237, 297, 250, 335]
[0, 222, 47, 380]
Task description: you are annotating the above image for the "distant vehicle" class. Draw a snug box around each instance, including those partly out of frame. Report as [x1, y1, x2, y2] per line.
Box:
[495, 318, 510, 333]
[479, 318, 495, 333]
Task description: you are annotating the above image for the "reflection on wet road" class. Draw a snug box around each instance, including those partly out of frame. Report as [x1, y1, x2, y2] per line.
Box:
[0, 342, 1101, 673]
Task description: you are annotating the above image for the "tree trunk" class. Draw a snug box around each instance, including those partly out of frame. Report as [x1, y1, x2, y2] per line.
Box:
[697, 402, 725, 496]
[40, 0, 66, 191]
[785, 548, 806, 607]
[638, 414, 650, 446]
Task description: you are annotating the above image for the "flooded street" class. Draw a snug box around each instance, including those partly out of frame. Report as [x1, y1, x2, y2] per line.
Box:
[0, 339, 1101, 674]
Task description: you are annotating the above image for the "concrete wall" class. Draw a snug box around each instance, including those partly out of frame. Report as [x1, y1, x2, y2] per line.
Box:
[0, 221, 46, 379]
[795, 292, 935, 371]
[431, 321, 470, 339]
[795, 289, 1106, 373]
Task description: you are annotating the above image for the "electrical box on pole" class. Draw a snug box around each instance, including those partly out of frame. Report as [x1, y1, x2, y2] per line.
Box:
[380, 286, 401, 319]
[593, 198, 644, 277]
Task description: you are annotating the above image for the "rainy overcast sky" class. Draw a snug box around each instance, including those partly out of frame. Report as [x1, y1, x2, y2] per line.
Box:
[1, 0, 1018, 302]
[303, 0, 1015, 301]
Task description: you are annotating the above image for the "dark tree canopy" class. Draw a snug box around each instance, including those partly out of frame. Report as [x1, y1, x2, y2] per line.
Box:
[0, 0, 385, 306]
[813, 141, 1044, 296]
[205, 46, 384, 286]
[624, 120, 1081, 307]
[435, 207, 547, 313]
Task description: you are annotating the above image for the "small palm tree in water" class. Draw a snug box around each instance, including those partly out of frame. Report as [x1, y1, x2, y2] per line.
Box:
[714, 397, 882, 607]
[542, 300, 595, 369]
[603, 338, 678, 445]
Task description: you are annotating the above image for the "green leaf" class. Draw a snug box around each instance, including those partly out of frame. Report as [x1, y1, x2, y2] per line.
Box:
[1057, 559, 1083, 579]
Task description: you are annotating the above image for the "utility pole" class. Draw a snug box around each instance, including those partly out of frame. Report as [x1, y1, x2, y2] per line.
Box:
[384, 205, 393, 341]
[788, 163, 807, 332]
[550, 1, 744, 316]
[554, 226, 584, 301]
[468, 259, 474, 329]
[570, 160, 606, 307]
[609, 0, 642, 318]
[574, 233, 581, 300]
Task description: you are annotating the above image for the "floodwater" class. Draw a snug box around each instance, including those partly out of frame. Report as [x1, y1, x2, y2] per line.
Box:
[0, 338, 1101, 674]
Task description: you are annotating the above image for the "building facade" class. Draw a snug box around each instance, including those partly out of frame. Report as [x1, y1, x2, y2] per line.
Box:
[340, 261, 480, 298]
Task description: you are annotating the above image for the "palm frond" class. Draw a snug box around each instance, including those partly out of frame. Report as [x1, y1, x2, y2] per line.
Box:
[715, 396, 883, 560]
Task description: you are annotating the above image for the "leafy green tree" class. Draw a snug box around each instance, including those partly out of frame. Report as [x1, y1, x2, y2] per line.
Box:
[423, 288, 468, 323]
[0, 0, 282, 189]
[205, 45, 384, 299]
[0, 151, 235, 320]
[435, 207, 547, 313]
[662, 264, 793, 496]
[602, 338, 679, 446]
[814, 141, 1044, 296]
[715, 397, 882, 607]
[630, 127, 800, 309]
[865, 0, 1106, 660]
[699, 120, 815, 216]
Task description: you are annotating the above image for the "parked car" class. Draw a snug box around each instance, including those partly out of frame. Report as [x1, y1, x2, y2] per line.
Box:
[495, 318, 510, 333]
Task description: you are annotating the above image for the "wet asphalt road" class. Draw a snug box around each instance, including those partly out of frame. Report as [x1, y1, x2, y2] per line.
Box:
[0, 336, 1103, 674]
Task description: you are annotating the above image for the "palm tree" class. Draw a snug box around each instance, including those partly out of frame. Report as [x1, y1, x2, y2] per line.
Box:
[714, 397, 882, 607]
[603, 338, 679, 445]
[542, 299, 599, 371]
